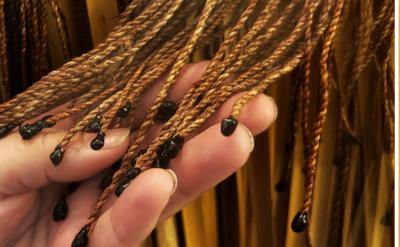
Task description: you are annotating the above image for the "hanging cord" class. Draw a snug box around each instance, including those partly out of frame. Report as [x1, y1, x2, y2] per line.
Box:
[47, 0, 72, 60]
[275, 66, 302, 192]
[83, 0, 221, 232]
[288, 1, 345, 246]
[0, 0, 9, 101]
[326, 1, 359, 245]
[0, 1, 392, 247]
[19, 0, 28, 89]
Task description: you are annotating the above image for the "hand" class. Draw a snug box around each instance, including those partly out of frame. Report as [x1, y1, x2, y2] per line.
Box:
[0, 61, 277, 247]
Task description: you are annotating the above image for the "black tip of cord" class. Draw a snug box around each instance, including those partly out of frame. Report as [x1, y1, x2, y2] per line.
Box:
[114, 166, 142, 197]
[157, 136, 184, 160]
[115, 178, 130, 197]
[50, 145, 64, 166]
[117, 102, 132, 118]
[221, 116, 238, 136]
[85, 115, 102, 133]
[152, 136, 184, 169]
[0, 123, 17, 139]
[90, 131, 105, 150]
[72, 225, 90, 247]
[152, 157, 170, 169]
[274, 179, 287, 192]
[291, 211, 309, 233]
[380, 211, 393, 226]
[156, 101, 177, 122]
[126, 167, 140, 180]
[19, 124, 41, 140]
[53, 197, 68, 222]
[19, 116, 54, 140]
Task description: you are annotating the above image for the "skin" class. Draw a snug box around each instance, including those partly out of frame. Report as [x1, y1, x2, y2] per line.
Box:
[0, 61, 277, 247]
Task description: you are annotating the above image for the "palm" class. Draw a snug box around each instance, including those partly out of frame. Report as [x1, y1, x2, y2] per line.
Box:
[0, 62, 276, 247]
[3, 186, 58, 246]
[2, 182, 103, 246]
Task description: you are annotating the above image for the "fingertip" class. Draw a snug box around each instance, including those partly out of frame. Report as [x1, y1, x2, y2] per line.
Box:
[92, 169, 174, 246]
[170, 60, 211, 101]
[170, 123, 252, 197]
[179, 60, 211, 81]
[159, 123, 254, 219]
[200, 93, 277, 138]
[222, 123, 254, 166]
[119, 168, 175, 204]
[46, 129, 130, 182]
[165, 169, 178, 194]
[238, 123, 255, 153]
[236, 94, 277, 135]
[265, 95, 278, 124]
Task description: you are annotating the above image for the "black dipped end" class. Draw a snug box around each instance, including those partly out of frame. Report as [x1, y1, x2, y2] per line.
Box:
[155, 101, 177, 122]
[50, 145, 64, 166]
[152, 157, 170, 169]
[86, 117, 102, 133]
[157, 136, 184, 160]
[125, 167, 140, 180]
[221, 116, 238, 137]
[99, 173, 113, 191]
[111, 159, 122, 171]
[115, 178, 130, 197]
[0, 123, 16, 139]
[19, 124, 42, 140]
[90, 131, 105, 150]
[274, 179, 287, 192]
[380, 211, 393, 226]
[291, 211, 309, 233]
[117, 103, 132, 118]
[19, 116, 55, 140]
[36, 115, 55, 129]
[66, 182, 80, 194]
[71, 225, 90, 247]
[112, 167, 141, 195]
[99, 160, 123, 190]
[53, 197, 68, 222]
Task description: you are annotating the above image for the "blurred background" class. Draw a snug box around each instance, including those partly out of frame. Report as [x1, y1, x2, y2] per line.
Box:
[0, 0, 394, 246]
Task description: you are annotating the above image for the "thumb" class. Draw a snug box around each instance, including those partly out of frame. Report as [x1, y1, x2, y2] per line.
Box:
[0, 128, 130, 194]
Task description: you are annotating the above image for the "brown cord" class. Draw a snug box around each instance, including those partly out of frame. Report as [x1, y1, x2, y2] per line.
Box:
[0, 0, 9, 101]
[301, 0, 345, 246]
[0, 1, 393, 246]
[47, 0, 72, 60]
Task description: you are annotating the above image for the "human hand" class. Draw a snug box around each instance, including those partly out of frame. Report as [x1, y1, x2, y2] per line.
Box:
[0, 61, 277, 247]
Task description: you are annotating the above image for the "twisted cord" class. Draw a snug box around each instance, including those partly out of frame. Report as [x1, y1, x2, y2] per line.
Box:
[0, 0, 9, 101]
[47, 0, 72, 60]
[301, 0, 345, 245]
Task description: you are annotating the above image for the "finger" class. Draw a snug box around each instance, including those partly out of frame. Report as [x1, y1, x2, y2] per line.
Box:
[199, 93, 277, 136]
[144, 92, 276, 146]
[159, 123, 253, 220]
[49, 175, 103, 246]
[131, 61, 210, 126]
[0, 128, 130, 194]
[15, 103, 76, 132]
[21, 62, 210, 133]
[90, 169, 175, 247]
[159, 95, 276, 219]
[168, 60, 210, 100]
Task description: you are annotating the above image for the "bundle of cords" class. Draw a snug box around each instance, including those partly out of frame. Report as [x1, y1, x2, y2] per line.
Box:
[0, 0, 393, 246]
[0, 0, 71, 100]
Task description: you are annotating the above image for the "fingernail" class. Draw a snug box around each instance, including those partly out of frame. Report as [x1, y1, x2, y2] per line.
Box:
[104, 128, 130, 149]
[84, 128, 130, 149]
[166, 169, 178, 194]
[266, 95, 278, 122]
[239, 123, 254, 152]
